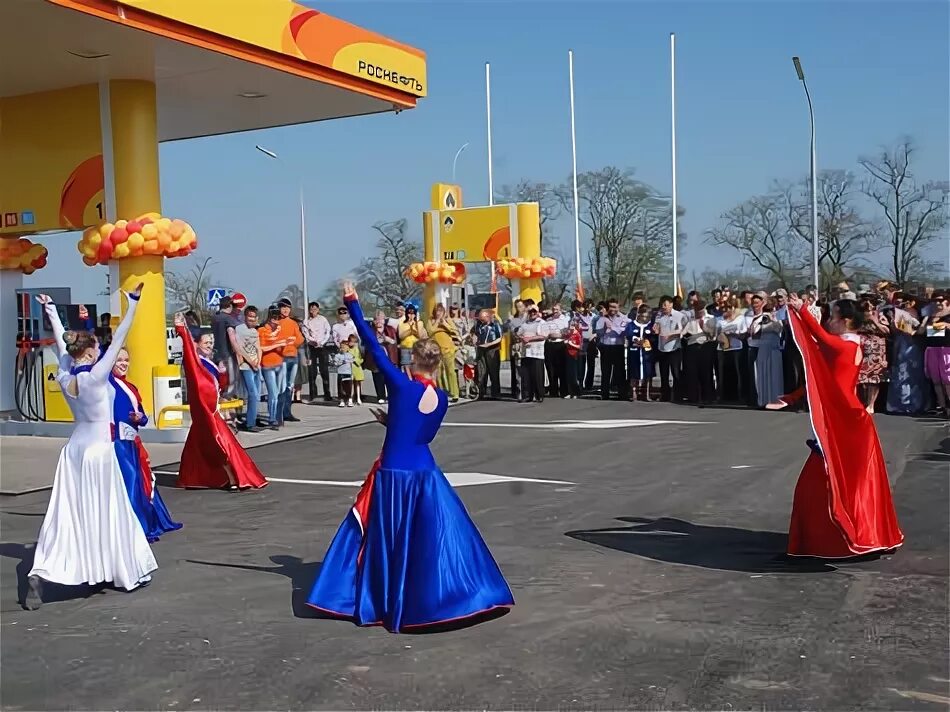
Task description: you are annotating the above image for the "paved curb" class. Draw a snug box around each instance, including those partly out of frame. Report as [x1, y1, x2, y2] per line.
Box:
[0, 399, 476, 496]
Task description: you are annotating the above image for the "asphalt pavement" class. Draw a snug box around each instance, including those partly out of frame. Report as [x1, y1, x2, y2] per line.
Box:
[1, 399, 947, 710]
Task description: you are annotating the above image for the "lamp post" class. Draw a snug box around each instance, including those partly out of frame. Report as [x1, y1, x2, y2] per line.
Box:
[255, 144, 309, 311]
[792, 56, 820, 291]
[452, 143, 469, 184]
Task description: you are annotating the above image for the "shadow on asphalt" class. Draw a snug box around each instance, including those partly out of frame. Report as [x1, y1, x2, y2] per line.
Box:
[565, 516, 839, 574]
[186, 554, 511, 634]
[0, 542, 113, 608]
[186, 555, 323, 618]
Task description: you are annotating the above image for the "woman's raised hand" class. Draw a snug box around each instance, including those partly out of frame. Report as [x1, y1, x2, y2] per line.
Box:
[343, 281, 357, 300]
[174, 312, 186, 327]
[35, 294, 53, 305]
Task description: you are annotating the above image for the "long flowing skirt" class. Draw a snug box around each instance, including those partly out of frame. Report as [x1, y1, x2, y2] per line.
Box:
[307, 461, 514, 632]
[755, 341, 784, 407]
[177, 412, 267, 489]
[115, 439, 182, 542]
[30, 437, 157, 590]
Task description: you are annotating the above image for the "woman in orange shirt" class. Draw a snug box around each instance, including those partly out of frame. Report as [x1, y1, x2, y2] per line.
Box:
[276, 298, 305, 423]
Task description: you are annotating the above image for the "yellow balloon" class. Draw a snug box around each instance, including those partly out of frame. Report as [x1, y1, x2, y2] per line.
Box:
[100, 223, 115, 240]
[157, 231, 172, 248]
[141, 223, 158, 239]
[144, 239, 160, 252]
[127, 233, 145, 251]
[169, 223, 184, 239]
[137, 212, 161, 222]
[113, 243, 130, 259]
[168, 240, 181, 253]
[89, 233, 102, 248]
[83, 245, 96, 259]
[114, 219, 128, 230]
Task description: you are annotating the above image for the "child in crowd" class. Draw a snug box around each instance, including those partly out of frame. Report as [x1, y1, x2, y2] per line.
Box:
[348, 334, 364, 406]
[565, 317, 583, 399]
[626, 304, 657, 402]
[333, 341, 355, 407]
[459, 333, 478, 399]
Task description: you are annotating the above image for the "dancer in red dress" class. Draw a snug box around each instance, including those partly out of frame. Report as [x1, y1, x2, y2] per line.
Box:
[786, 295, 903, 557]
[174, 314, 268, 491]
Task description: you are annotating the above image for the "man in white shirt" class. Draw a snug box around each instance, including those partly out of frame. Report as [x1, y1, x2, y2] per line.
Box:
[332, 305, 358, 346]
[544, 302, 571, 398]
[654, 295, 687, 402]
[302, 301, 332, 402]
[516, 304, 548, 403]
[595, 298, 630, 400]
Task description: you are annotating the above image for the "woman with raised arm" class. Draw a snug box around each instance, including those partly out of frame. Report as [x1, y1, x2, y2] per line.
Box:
[25, 286, 157, 610]
[110, 347, 182, 541]
[307, 282, 513, 633]
[174, 313, 268, 490]
[785, 294, 903, 558]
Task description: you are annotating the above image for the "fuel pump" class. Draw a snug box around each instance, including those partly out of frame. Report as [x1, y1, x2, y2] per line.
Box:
[13, 288, 97, 422]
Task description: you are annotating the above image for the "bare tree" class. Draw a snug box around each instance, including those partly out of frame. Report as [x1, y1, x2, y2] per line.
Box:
[692, 267, 770, 296]
[352, 219, 423, 310]
[495, 179, 560, 251]
[559, 167, 677, 303]
[165, 257, 222, 323]
[706, 191, 808, 289]
[780, 170, 881, 290]
[860, 139, 949, 286]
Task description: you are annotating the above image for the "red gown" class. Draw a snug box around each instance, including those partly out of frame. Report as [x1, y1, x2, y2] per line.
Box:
[786, 308, 903, 557]
[175, 325, 268, 490]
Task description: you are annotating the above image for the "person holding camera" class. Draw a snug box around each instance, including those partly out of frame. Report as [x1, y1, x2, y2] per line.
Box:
[749, 292, 784, 408]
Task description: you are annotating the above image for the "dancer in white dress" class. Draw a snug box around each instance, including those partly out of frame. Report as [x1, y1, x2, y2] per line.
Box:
[26, 284, 157, 610]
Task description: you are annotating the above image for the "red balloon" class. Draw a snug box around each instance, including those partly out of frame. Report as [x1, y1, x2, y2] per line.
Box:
[138, 217, 152, 226]
[125, 221, 142, 234]
[97, 243, 113, 263]
[35, 256, 47, 268]
[111, 227, 129, 244]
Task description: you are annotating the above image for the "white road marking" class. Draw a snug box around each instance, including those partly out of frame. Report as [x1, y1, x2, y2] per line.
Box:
[731, 465, 752, 469]
[158, 472, 574, 488]
[443, 418, 709, 430]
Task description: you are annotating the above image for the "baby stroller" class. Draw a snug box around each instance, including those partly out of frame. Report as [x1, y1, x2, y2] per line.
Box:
[457, 341, 479, 400]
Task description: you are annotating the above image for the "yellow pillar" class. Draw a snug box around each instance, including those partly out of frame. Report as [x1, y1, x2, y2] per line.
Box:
[110, 80, 166, 418]
[516, 203, 543, 305]
[421, 208, 437, 318]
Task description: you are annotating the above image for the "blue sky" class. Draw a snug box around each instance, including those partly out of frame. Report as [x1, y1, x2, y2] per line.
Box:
[29, 0, 949, 307]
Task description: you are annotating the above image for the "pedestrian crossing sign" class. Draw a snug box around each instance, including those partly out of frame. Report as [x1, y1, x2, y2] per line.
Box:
[207, 288, 227, 309]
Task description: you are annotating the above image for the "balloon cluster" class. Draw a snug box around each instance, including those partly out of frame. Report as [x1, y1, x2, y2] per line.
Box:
[77, 213, 198, 266]
[495, 256, 557, 279]
[406, 261, 466, 285]
[0, 238, 48, 274]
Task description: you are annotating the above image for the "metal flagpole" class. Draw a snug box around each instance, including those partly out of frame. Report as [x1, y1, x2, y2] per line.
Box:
[569, 50, 583, 299]
[299, 184, 309, 312]
[670, 33, 679, 296]
[485, 62, 494, 207]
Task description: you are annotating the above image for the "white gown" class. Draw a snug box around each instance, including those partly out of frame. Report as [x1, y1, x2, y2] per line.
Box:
[29, 297, 157, 591]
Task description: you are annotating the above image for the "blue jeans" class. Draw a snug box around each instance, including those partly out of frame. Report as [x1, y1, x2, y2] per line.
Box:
[240, 368, 261, 427]
[262, 363, 287, 425]
[283, 356, 299, 417]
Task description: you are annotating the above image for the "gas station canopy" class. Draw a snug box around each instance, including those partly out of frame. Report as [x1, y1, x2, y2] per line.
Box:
[3, 0, 426, 144]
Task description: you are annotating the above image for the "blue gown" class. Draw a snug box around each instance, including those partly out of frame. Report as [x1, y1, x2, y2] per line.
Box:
[625, 320, 657, 380]
[110, 374, 182, 542]
[307, 296, 514, 632]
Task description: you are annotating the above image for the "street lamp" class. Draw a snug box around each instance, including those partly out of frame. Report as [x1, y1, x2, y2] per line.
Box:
[255, 144, 309, 311]
[792, 57, 820, 291]
[452, 143, 469, 184]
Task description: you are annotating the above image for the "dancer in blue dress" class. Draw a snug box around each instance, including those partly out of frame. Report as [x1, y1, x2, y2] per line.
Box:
[307, 282, 514, 632]
[110, 348, 182, 542]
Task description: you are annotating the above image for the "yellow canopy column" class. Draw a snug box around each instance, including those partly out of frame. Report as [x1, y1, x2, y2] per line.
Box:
[110, 79, 166, 418]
